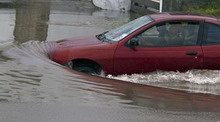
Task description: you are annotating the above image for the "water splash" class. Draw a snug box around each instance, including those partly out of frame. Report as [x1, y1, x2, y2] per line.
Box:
[3, 41, 57, 66]
[108, 70, 220, 84]
[107, 70, 220, 95]
[0, 41, 131, 105]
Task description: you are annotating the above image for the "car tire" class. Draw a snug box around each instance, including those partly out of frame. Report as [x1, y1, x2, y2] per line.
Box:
[74, 65, 97, 74]
[68, 62, 102, 75]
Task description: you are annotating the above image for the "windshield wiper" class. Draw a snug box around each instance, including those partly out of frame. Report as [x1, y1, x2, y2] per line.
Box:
[96, 31, 108, 41]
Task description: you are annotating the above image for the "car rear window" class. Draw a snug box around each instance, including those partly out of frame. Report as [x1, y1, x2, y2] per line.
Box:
[204, 23, 220, 45]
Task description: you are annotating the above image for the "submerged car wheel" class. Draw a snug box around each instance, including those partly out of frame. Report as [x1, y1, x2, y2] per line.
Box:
[66, 60, 103, 75]
[74, 65, 98, 75]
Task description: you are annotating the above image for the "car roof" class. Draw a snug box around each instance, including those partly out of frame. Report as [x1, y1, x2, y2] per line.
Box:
[149, 12, 218, 22]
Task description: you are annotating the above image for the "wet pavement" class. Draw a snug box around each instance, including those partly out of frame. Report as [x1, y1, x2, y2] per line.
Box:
[0, 0, 220, 122]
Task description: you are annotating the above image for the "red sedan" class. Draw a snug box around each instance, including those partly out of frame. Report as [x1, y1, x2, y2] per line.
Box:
[50, 13, 220, 75]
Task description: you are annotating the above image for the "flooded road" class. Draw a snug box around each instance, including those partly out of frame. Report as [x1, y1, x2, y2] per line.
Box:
[0, 0, 220, 121]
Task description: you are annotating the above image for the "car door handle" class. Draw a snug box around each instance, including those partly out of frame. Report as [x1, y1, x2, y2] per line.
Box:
[186, 51, 197, 55]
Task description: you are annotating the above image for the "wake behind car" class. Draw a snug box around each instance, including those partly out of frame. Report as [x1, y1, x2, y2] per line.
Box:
[49, 13, 220, 75]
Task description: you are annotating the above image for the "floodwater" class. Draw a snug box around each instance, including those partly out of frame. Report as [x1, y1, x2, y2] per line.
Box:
[0, 0, 220, 122]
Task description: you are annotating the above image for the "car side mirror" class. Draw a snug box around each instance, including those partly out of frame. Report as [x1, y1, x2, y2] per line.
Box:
[127, 37, 139, 47]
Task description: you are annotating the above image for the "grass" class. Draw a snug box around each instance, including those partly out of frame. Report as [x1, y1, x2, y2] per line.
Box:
[188, 0, 220, 16]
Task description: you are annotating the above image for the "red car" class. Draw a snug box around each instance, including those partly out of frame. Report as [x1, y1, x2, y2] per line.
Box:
[50, 13, 220, 75]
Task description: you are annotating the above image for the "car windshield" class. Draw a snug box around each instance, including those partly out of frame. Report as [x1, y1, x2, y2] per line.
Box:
[104, 16, 153, 42]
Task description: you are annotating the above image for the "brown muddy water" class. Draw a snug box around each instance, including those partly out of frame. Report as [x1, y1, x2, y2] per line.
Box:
[0, 0, 220, 122]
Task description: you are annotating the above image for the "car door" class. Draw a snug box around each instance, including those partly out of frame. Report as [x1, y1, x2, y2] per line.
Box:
[202, 22, 220, 70]
[113, 21, 203, 75]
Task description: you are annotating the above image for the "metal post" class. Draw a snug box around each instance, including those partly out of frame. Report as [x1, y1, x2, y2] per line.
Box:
[159, 0, 163, 12]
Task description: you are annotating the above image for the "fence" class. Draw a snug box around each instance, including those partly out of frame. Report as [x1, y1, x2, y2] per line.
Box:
[131, 0, 209, 14]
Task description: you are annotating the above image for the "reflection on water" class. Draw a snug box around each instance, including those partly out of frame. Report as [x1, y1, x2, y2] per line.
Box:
[14, 2, 50, 43]
[0, 1, 220, 121]
[5, 0, 131, 43]
[0, 9, 15, 43]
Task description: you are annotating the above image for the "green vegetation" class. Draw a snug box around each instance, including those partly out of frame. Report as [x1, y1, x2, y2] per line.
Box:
[188, 0, 220, 16]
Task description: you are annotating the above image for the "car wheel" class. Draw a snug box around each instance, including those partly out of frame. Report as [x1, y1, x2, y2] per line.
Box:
[74, 65, 98, 75]
[67, 61, 103, 75]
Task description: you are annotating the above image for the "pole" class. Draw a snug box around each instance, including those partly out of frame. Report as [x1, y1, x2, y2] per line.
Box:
[159, 0, 163, 12]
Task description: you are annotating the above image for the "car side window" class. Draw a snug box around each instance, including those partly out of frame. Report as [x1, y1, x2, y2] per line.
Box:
[130, 21, 200, 47]
[204, 23, 220, 45]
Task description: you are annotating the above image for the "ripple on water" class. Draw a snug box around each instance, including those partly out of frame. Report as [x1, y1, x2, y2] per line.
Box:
[0, 41, 130, 106]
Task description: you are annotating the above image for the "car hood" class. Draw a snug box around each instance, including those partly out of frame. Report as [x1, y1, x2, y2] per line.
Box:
[56, 36, 103, 48]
